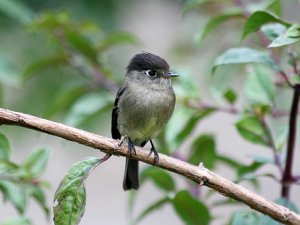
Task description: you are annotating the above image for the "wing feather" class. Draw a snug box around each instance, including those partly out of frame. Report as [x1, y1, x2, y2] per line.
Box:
[111, 86, 127, 139]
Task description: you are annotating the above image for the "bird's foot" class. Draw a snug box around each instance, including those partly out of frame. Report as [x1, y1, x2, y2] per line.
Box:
[128, 137, 136, 156]
[148, 140, 159, 165]
[118, 136, 136, 157]
[118, 135, 128, 147]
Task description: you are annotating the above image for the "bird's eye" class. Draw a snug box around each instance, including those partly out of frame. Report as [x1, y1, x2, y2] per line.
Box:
[145, 70, 157, 77]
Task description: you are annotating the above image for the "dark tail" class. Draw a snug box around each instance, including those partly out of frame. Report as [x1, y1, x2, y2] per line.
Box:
[123, 158, 139, 190]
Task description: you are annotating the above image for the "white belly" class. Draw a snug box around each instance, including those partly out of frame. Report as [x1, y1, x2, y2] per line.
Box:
[117, 83, 175, 144]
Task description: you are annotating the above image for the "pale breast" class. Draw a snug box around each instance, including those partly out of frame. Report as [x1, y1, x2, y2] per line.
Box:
[117, 83, 175, 143]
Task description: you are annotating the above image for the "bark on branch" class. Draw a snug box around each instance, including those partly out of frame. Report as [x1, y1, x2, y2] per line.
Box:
[0, 108, 299, 225]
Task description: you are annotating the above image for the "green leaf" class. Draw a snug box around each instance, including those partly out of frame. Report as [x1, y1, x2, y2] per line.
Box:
[23, 53, 69, 80]
[268, 24, 300, 48]
[229, 211, 259, 225]
[53, 157, 101, 225]
[236, 173, 260, 187]
[235, 115, 268, 146]
[0, 181, 27, 214]
[261, 23, 286, 41]
[172, 190, 211, 225]
[266, 0, 282, 16]
[189, 134, 217, 169]
[0, 161, 19, 177]
[274, 126, 288, 151]
[235, 156, 275, 187]
[0, 132, 11, 160]
[173, 109, 213, 148]
[97, 32, 139, 51]
[223, 88, 237, 104]
[164, 107, 193, 150]
[64, 91, 113, 127]
[77, 21, 101, 34]
[237, 161, 265, 181]
[212, 47, 281, 73]
[174, 70, 200, 99]
[23, 148, 50, 177]
[65, 30, 98, 63]
[0, 216, 31, 225]
[30, 185, 50, 217]
[245, 66, 275, 105]
[196, 9, 243, 42]
[242, 10, 290, 40]
[133, 197, 170, 225]
[217, 155, 242, 169]
[44, 85, 89, 118]
[286, 24, 300, 38]
[0, 0, 33, 25]
[140, 167, 175, 192]
[29, 11, 70, 32]
[271, 34, 300, 48]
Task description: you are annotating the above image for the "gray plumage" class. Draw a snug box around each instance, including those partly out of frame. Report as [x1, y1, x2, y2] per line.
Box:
[111, 52, 177, 190]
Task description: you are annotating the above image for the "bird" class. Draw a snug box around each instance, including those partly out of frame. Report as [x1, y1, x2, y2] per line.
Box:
[111, 52, 178, 190]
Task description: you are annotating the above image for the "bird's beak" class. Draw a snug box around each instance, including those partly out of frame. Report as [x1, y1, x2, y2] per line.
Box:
[163, 71, 179, 77]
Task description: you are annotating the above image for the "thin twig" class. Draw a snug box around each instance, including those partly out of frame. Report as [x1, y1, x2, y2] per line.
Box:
[279, 71, 294, 88]
[92, 64, 119, 92]
[281, 85, 300, 200]
[293, 175, 300, 181]
[183, 99, 297, 118]
[0, 108, 299, 224]
[54, 29, 118, 92]
[288, 47, 299, 76]
[255, 113, 283, 175]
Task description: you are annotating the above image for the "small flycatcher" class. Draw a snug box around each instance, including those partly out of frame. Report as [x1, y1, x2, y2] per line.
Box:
[111, 52, 178, 190]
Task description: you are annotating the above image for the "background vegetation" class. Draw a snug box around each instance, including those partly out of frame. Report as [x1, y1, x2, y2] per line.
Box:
[0, 0, 300, 225]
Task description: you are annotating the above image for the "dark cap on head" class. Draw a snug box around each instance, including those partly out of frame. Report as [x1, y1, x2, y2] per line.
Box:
[127, 52, 170, 72]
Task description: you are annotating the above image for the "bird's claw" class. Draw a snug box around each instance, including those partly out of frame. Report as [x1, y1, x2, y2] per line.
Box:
[118, 136, 136, 157]
[148, 147, 159, 165]
[128, 137, 136, 157]
[118, 135, 128, 147]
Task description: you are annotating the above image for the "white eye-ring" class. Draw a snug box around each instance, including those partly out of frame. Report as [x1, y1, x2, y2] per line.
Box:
[144, 70, 157, 77]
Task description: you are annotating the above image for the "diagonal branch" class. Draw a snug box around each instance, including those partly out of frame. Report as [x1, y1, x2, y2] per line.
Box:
[0, 108, 299, 225]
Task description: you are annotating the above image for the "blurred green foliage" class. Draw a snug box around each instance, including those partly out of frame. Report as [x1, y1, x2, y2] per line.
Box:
[1, 0, 300, 225]
[0, 133, 50, 224]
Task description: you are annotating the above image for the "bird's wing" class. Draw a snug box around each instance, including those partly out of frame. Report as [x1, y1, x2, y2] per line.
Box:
[111, 85, 127, 139]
